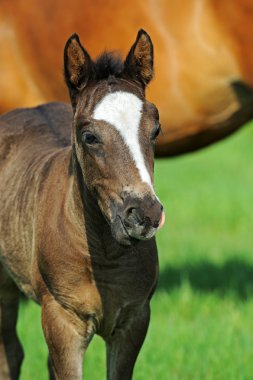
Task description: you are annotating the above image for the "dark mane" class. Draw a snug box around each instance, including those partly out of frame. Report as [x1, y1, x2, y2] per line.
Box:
[93, 51, 124, 80]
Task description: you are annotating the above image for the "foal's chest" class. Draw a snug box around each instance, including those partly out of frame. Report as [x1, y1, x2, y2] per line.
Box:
[91, 241, 158, 336]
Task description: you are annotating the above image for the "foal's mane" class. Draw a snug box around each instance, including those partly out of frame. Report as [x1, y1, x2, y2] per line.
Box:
[93, 51, 124, 80]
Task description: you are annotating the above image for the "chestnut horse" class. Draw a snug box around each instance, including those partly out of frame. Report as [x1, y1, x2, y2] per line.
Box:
[1, 0, 253, 156]
[0, 30, 164, 379]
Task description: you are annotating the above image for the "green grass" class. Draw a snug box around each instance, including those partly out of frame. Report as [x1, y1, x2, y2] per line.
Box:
[18, 123, 253, 379]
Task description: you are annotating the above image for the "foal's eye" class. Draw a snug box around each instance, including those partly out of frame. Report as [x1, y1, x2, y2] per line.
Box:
[82, 132, 99, 145]
[151, 121, 161, 142]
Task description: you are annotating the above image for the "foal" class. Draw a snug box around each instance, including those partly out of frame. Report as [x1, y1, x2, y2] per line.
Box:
[0, 30, 164, 379]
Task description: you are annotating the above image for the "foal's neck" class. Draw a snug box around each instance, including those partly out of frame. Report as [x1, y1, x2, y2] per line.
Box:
[63, 150, 153, 264]
[66, 156, 123, 259]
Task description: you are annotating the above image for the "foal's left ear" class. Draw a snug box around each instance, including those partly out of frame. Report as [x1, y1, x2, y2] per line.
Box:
[64, 34, 93, 95]
[124, 29, 154, 87]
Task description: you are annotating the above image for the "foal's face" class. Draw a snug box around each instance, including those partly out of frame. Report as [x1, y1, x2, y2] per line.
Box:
[64, 31, 164, 245]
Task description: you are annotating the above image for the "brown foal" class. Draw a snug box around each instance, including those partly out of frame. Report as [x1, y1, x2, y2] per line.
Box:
[0, 30, 164, 379]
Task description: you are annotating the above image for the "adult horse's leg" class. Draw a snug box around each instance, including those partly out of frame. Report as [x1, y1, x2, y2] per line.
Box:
[41, 296, 94, 380]
[106, 303, 150, 380]
[0, 266, 24, 380]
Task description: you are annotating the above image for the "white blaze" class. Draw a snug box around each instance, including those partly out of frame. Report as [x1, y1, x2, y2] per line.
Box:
[92, 91, 152, 186]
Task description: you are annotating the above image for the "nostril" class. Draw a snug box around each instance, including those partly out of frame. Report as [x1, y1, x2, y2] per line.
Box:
[126, 207, 135, 218]
[125, 207, 143, 226]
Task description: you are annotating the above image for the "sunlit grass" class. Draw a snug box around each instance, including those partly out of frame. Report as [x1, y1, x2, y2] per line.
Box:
[18, 123, 253, 379]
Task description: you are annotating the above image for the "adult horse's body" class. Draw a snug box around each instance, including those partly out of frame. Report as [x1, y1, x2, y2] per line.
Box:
[1, 0, 253, 156]
[0, 31, 164, 379]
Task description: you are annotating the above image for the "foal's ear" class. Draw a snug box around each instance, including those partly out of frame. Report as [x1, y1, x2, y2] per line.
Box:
[124, 29, 154, 87]
[64, 34, 92, 94]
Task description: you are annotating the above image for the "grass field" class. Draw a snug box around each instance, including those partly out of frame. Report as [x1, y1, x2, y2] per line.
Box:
[18, 123, 253, 379]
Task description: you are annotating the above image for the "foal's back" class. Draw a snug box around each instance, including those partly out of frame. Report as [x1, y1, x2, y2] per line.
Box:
[0, 102, 72, 152]
[0, 102, 72, 296]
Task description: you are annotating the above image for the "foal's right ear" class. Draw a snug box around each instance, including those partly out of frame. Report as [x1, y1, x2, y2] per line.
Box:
[64, 34, 92, 96]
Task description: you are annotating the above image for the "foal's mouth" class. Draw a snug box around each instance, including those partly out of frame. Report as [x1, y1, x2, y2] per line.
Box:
[110, 214, 133, 246]
[110, 210, 165, 246]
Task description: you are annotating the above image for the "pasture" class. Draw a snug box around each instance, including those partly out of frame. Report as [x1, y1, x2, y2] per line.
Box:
[18, 122, 253, 379]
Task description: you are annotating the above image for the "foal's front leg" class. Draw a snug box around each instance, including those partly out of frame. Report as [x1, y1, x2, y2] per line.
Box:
[41, 297, 95, 380]
[0, 299, 23, 380]
[106, 303, 150, 380]
[0, 268, 23, 380]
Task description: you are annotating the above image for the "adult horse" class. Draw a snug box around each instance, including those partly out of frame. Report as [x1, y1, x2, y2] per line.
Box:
[0, 0, 253, 157]
[0, 30, 165, 379]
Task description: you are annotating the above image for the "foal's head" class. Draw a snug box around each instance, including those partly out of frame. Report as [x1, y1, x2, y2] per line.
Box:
[64, 30, 164, 246]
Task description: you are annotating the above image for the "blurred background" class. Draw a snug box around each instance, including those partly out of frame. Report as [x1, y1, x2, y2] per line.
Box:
[1, 0, 253, 379]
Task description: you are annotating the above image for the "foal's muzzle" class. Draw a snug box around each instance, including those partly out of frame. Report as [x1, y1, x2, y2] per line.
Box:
[111, 195, 165, 246]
